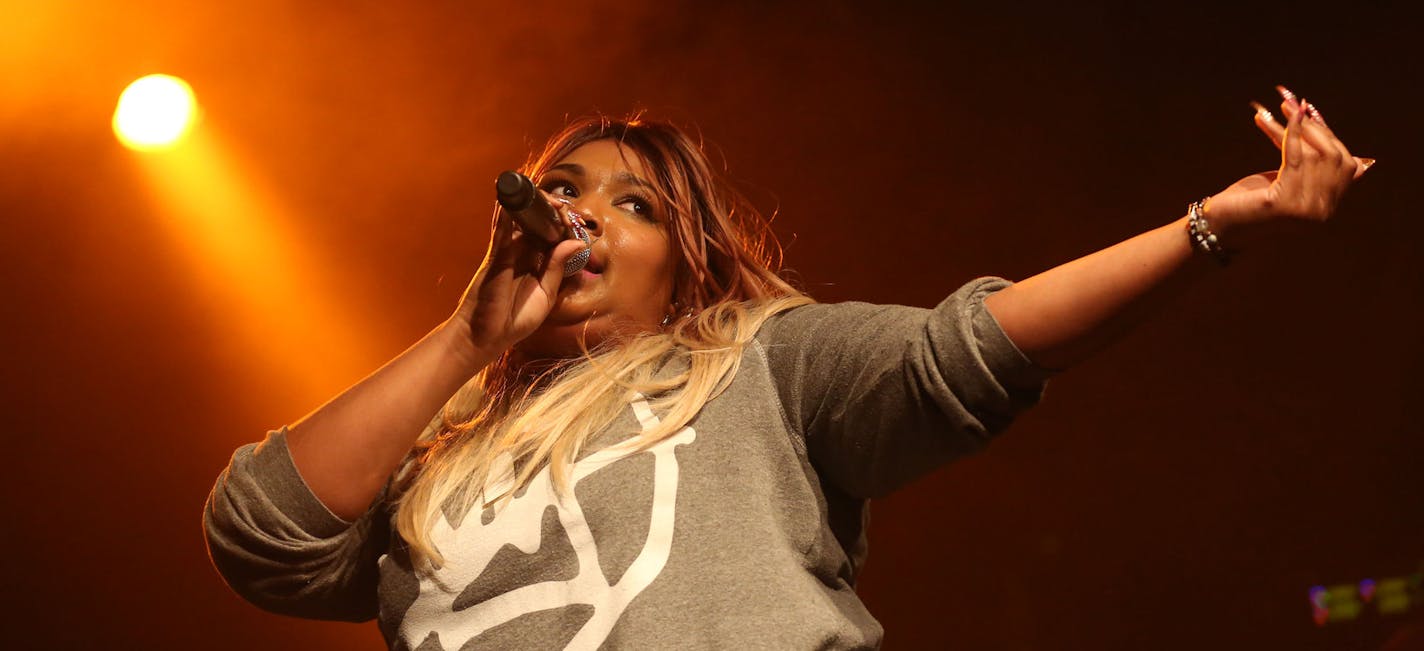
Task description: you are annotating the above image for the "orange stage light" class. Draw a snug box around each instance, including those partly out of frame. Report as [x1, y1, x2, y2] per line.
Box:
[114, 74, 199, 151]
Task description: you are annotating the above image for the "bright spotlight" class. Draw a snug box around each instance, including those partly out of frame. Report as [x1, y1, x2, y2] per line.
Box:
[113, 74, 199, 151]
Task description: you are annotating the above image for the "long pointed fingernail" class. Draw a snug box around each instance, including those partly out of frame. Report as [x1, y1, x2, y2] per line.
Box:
[1250, 101, 1275, 123]
[1359, 157, 1376, 171]
[1302, 100, 1328, 127]
[1276, 85, 1298, 105]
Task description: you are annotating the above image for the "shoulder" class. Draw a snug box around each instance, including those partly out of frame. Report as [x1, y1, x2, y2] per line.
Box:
[754, 277, 1016, 341]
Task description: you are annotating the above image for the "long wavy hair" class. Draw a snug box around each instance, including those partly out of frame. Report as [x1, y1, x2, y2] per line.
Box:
[395, 116, 811, 568]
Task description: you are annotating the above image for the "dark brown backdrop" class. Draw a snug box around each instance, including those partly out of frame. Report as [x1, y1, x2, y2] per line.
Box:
[2, 1, 1418, 648]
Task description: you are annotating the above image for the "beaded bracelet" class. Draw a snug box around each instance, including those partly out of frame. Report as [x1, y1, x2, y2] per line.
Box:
[1187, 197, 1232, 266]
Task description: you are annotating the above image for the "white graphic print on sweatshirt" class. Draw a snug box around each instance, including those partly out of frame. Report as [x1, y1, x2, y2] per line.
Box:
[398, 395, 696, 650]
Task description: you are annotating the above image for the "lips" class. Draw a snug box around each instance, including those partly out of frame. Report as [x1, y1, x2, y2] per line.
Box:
[583, 254, 604, 275]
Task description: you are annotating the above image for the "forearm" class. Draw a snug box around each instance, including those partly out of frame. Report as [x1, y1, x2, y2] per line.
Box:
[984, 215, 1215, 371]
[286, 319, 493, 520]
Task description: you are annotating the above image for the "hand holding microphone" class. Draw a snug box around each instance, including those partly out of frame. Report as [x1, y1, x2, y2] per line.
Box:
[495, 171, 591, 277]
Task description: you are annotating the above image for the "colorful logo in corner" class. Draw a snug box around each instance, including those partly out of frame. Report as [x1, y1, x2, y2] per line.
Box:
[1309, 563, 1422, 626]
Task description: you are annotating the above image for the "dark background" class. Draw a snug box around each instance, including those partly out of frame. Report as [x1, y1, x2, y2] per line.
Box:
[2, 1, 1419, 648]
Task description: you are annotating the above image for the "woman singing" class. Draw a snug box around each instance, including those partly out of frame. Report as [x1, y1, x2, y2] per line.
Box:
[204, 87, 1368, 649]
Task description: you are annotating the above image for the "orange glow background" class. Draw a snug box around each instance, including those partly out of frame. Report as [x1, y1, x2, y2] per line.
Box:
[2, 1, 1419, 648]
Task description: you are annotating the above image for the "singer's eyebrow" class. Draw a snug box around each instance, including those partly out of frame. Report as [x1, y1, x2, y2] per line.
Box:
[547, 163, 585, 177]
[546, 163, 654, 191]
[613, 171, 655, 191]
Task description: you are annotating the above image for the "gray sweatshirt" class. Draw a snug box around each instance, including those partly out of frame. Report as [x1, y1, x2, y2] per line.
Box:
[204, 277, 1049, 650]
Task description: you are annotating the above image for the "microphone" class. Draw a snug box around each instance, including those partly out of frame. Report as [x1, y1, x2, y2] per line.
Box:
[495, 170, 590, 276]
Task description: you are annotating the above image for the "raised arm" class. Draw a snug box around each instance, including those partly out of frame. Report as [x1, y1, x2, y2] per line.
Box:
[985, 88, 1370, 371]
[285, 208, 587, 520]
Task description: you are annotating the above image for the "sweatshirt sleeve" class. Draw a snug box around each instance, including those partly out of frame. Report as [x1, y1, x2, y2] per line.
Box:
[757, 277, 1053, 499]
[202, 428, 388, 622]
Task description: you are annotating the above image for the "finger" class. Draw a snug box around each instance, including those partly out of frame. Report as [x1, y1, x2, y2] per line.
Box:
[1278, 98, 1302, 125]
[1301, 100, 1365, 179]
[1315, 110, 1360, 179]
[490, 205, 514, 244]
[1297, 109, 1345, 169]
[537, 239, 587, 297]
[1299, 99, 1343, 143]
[1302, 99, 1329, 129]
[1298, 101, 1363, 188]
[507, 230, 549, 276]
[1281, 95, 1306, 171]
[1276, 87, 1304, 140]
[541, 188, 573, 208]
[541, 189, 577, 225]
[1354, 157, 1376, 179]
[1288, 97, 1373, 179]
[484, 207, 519, 267]
[1252, 101, 1285, 149]
[1277, 85, 1301, 113]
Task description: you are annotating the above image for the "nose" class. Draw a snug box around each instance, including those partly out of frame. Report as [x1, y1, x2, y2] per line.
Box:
[568, 204, 602, 238]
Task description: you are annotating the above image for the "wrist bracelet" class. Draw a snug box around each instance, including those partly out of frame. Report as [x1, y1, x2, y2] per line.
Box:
[1187, 197, 1232, 266]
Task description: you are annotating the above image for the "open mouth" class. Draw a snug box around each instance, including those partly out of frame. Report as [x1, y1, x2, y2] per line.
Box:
[583, 256, 604, 275]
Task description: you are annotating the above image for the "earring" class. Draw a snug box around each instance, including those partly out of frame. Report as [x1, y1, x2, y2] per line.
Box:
[660, 302, 680, 328]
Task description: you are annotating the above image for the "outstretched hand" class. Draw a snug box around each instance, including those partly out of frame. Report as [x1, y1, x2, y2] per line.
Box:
[1202, 86, 1373, 247]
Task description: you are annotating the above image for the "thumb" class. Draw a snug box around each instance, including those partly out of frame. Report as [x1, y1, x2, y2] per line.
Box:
[537, 239, 590, 297]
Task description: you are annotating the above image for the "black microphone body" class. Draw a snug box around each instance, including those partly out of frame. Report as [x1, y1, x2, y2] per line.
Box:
[495, 171, 565, 245]
[494, 170, 590, 276]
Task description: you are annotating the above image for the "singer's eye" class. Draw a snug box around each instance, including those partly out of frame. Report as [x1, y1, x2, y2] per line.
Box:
[540, 180, 579, 198]
[616, 196, 651, 217]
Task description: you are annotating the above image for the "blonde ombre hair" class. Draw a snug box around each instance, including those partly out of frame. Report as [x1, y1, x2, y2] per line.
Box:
[396, 116, 811, 568]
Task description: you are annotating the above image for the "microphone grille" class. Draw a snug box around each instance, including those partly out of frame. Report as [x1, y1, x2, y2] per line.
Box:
[563, 248, 591, 277]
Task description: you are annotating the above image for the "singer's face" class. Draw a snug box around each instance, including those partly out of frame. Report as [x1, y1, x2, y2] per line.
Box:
[517, 139, 675, 358]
